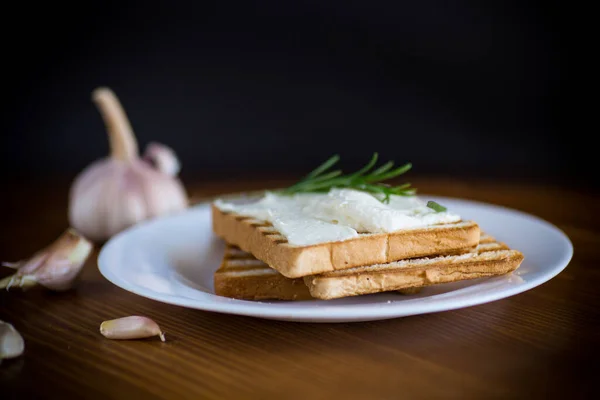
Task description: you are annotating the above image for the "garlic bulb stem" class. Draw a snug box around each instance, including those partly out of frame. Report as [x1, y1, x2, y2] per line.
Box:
[92, 87, 139, 162]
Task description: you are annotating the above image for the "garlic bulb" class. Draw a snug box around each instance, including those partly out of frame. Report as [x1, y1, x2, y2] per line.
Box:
[68, 87, 189, 242]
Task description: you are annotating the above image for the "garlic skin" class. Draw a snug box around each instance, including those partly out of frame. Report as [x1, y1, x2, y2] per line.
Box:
[100, 316, 166, 342]
[1, 321, 25, 360]
[0, 228, 93, 291]
[143, 142, 181, 177]
[68, 87, 188, 242]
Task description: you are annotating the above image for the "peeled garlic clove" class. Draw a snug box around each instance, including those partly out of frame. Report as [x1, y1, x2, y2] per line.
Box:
[0, 321, 25, 360]
[68, 87, 188, 242]
[100, 316, 166, 342]
[0, 228, 93, 291]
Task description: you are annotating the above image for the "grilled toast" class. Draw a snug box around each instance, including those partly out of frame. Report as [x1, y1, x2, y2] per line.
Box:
[212, 204, 480, 278]
[303, 234, 524, 300]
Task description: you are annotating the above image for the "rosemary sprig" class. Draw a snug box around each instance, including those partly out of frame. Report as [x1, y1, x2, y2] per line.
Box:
[282, 153, 415, 203]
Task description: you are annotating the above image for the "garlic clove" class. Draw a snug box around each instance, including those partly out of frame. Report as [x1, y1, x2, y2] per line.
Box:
[0, 321, 25, 360]
[105, 172, 147, 238]
[69, 161, 133, 242]
[143, 142, 182, 177]
[3, 246, 53, 275]
[0, 228, 93, 291]
[140, 165, 189, 218]
[100, 316, 166, 342]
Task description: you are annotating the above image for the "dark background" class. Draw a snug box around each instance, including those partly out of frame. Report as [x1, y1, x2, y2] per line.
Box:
[3, 1, 571, 185]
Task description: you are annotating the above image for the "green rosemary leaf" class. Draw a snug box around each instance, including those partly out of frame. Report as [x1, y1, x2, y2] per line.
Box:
[426, 201, 447, 212]
[349, 152, 379, 178]
[289, 176, 348, 193]
[365, 163, 412, 182]
[284, 155, 340, 193]
[290, 170, 343, 189]
[305, 154, 340, 180]
[391, 183, 411, 191]
[370, 161, 394, 176]
[360, 183, 387, 193]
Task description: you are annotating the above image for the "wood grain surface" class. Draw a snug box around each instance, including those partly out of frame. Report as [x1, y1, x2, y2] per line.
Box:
[1, 178, 598, 399]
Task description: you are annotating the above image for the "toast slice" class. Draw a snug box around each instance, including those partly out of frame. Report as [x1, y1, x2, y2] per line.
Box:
[212, 204, 480, 278]
[303, 234, 524, 300]
[214, 245, 422, 300]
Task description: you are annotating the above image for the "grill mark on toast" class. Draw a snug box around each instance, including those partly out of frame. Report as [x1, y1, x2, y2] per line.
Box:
[478, 242, 509, 252]
[258, 227, 278, 234]
[225, 248, 252, 258]
[479, 234, 495, 244]
[223, 259, 268, 267]
[218, 265, 275, 272]
[249, 221, 269, 227]
[263, 232, 288, 244]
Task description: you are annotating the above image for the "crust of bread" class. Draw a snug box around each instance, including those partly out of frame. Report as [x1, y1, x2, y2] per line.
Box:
[214, 245, 312, 300]
[396, 287, 423, 295]
[212, 204, 481, 278]
[303, 249, 524, 300]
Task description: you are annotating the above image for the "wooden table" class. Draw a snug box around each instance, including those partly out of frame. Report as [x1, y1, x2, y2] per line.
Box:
[1, 178, 598, 399]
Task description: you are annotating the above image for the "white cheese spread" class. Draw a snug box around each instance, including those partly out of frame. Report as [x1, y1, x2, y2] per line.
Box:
[214, 189, 461, 246]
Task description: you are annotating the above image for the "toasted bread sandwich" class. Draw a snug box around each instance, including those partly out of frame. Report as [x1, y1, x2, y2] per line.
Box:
[213, 154, 491, 278]
[212, 192, 480, 278]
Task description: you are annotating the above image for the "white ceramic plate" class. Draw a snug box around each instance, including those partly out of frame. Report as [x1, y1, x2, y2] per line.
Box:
[98, 195, 573, 322]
